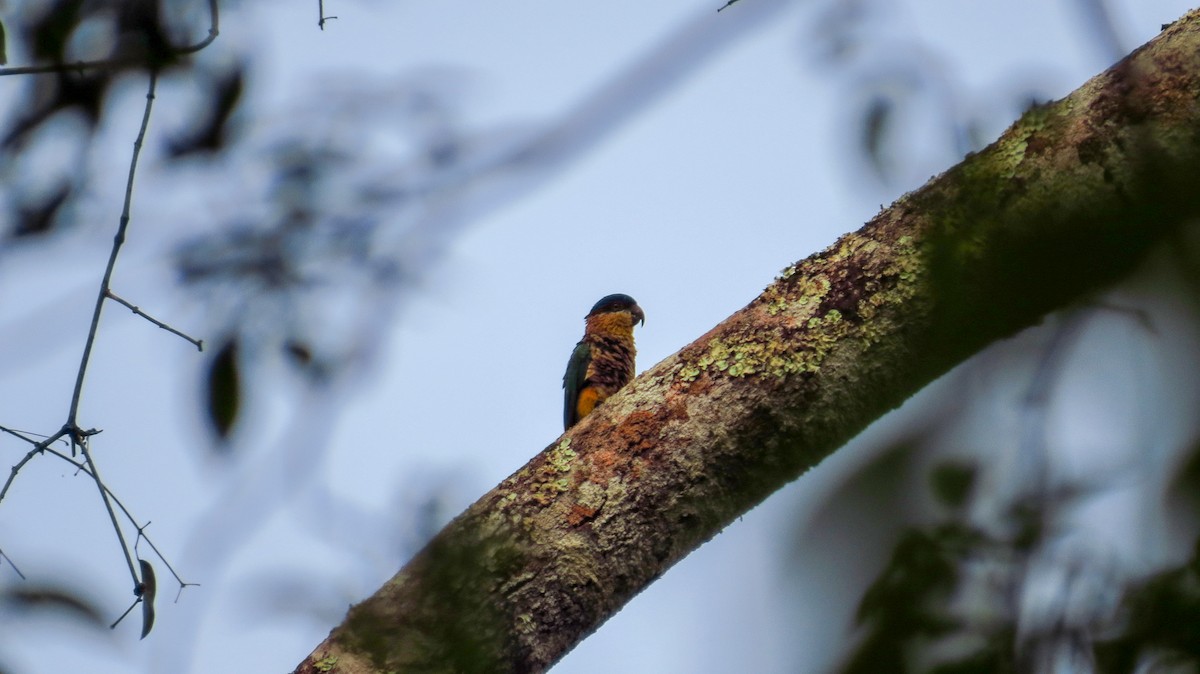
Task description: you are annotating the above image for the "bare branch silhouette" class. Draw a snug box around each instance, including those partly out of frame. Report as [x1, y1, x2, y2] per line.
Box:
[0, 427, 69, 505]
[106, 290, 204, 351]
[318, 0, 338, 30]
[0, 548, 25, 580]
[0, 0, 219, 78]
[0, 425, 194, 593]
[1, 0, 220, 627]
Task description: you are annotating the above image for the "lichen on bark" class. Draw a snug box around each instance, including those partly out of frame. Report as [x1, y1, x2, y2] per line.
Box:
[296, 11, 1200, 674]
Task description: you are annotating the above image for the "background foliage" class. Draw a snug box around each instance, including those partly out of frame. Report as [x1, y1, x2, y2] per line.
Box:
[1, 1, 1199, 672]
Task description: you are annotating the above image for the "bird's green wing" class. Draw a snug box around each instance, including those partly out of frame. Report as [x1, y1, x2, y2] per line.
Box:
[563, 340, 591, 431]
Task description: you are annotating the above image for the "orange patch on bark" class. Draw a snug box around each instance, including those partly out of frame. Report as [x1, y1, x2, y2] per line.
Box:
[615, 410, 658, 455]
[566, 504, 598, 526]
[588, 448, 619, 480]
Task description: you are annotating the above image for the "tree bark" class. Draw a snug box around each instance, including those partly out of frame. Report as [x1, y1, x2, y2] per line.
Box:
[295, 10, 1200, 674]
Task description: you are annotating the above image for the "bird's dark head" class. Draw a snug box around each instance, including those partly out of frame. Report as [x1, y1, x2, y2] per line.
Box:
[587, 293, 645, 326]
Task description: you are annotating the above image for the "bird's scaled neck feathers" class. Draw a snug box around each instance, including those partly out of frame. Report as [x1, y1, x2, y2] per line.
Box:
[585, 311, 637, 343]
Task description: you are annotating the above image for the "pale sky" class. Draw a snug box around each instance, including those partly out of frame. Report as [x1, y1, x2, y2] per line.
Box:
[1, 1, 1198, 672]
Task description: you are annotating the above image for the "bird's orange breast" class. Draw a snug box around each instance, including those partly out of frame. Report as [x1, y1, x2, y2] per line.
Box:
[575, 385, 603, 422]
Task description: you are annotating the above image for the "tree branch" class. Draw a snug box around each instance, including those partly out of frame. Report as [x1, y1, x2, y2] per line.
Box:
[296, 11, 1200, 674]
[106, 290, 204, 351]
[0, 0, 219, 77]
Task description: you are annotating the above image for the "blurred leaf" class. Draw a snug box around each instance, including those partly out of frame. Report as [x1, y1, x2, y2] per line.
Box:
[4, 0, 183, 150]
[862, 95, 892, 179]
[856, 528, 960, 627]
[927, 642, 1014, 674]
[843, 515, 994, 674]
[2, 70, 112, 149]
[3, 584, 104, 628]
[1094, 539, 1200, 672]
[1, 19, 8, 65]
[283, 340, 313, 367]
[1168, 438, 1200, 514]
[964, 119, 989, 154]
[930, 462, 976, 510]
[12, 182, 72, 239]
[114, 0, 175, 68]
[1005, 500, 1045, 553]
[167, 62, 246, 158]
[206, 338, 241, 441]
[138, 559, 156, 639]
[29, 0, 84, 62]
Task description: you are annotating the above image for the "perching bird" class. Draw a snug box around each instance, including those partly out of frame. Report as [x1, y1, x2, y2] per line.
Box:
[563, 294, 645, 430]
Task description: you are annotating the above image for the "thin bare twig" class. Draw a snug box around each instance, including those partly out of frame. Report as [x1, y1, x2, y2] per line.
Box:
[175, 0, 222, 56]
[77, 433, 139, 587]
[0, 548, 26, 580]
[68, 72, 158, 431]
[318, 0, 338, 29]
[1, 445, 46, 505]
[63, 71, 160, 592]
[0, 424, 68, 447]
[0, 0, 220, 77]
[3, 422, 194, 594]
[1, 426, 195, 591]
[0, 0, 218, 633]
[135, 526, 199, 596]
[27, 443, 195, 591]
[106, 290, 204, 351]
[109, 597, 142, 629]
[0, 427, 69, 505]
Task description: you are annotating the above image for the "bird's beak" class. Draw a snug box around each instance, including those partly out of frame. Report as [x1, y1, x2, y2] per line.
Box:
[632, 305, 645, 326]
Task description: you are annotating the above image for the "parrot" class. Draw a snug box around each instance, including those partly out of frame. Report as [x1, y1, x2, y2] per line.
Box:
[563, 293, 645, 430]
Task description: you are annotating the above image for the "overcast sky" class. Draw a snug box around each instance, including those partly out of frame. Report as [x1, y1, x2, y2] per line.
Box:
[2, 1, 1198, 672]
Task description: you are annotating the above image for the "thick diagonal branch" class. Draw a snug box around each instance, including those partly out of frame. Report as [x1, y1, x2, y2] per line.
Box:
[296, 11, 1200, 674]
